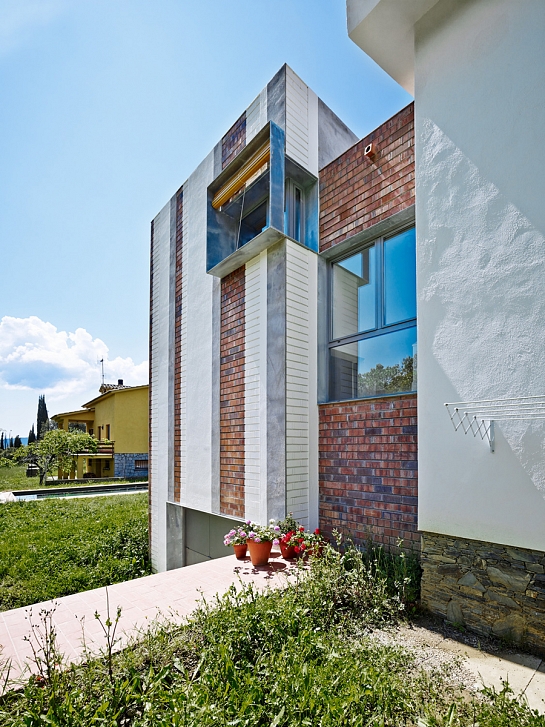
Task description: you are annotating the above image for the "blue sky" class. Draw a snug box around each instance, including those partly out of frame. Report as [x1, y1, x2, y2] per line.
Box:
[0, 0, 411, 437]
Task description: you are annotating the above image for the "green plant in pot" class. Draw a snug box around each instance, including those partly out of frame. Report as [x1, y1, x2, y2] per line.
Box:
[246, 520, 280, 566]
[223, 526, 250, 560]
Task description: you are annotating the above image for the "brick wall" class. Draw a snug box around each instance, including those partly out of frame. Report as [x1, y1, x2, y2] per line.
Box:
[173, 190, 183, 502]
[319, 395, 418, 550]
[220, 266, 245, 518]
[222, 112, 246, 170]
[319, 103, 414, 253]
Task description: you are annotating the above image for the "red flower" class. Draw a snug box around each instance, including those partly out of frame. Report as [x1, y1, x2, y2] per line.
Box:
[314, 528, 321, 535]
[299, 526, 305, 532]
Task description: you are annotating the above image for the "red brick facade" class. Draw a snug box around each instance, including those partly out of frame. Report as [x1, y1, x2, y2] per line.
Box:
[319, 396, 418, 549]
[222, 112, 246, 170]
[318, 104, 417, 550]
[219, 266, 246, 518]
[173, 190, 183, 503]
[319, 103, 414, 253]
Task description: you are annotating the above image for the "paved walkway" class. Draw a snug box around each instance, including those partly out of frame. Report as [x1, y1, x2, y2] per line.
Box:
[0, 552, 544, 713]
[0, 551, 299, 682]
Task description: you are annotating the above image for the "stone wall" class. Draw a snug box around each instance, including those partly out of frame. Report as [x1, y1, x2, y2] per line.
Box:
[114, 453, 148, 479]
[421, 532, 545, 654]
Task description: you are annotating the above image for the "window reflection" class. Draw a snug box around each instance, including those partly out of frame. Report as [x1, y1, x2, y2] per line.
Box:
[384, 228, 416, 325]
[330, 327, 417, 401]
[332, 246, 376, 338]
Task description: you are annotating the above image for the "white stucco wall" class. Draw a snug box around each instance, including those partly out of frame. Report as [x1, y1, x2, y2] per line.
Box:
[415, 0, 545, 550]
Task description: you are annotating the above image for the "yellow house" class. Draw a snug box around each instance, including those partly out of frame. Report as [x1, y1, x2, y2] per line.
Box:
[52, 381, 149, 479]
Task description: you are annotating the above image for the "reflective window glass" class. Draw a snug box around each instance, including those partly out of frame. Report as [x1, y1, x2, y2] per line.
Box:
[329, 327, 417, 401]
[332, 246, 376, 339]
[384, 228, 416, 325]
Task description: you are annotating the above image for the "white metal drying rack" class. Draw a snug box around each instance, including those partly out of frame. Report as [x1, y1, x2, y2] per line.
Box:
[445, 395, 545, 453]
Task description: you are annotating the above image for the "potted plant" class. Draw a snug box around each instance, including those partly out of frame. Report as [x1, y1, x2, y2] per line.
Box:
[279, 530, 297, 559]
[223, 526, 250, 560]
[246, 520, 280, 566]
[293, 527, 326, 559]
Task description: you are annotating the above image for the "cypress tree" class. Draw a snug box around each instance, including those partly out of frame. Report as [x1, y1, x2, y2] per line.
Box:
[0, 433, 3, 450]
[14, 435, 22, 448]
[37, 395, 49, 439]
[9, 437, 13, 449]
[28, 425, 36, 444]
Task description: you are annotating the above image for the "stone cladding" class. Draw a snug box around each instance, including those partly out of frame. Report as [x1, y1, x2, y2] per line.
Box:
[421, 532, 545, 654]
[173, 189, 183, 503]
[222, 112, 246, 170]
[114, 453, 148, 478]
[319, 395, 418, 550]
[319, 103, 414, 253]
[219, 266, 245, 518]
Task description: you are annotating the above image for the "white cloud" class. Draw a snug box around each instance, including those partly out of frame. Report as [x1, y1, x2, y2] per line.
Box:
[0, 316, 148, 406]
[0, 0, 67, 55]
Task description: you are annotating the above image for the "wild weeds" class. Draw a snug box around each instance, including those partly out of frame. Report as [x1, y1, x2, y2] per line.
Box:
[0, 544, 543, 726]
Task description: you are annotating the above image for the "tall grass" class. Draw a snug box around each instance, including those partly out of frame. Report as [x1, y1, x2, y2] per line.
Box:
[1, 543, 543, 726]
[0, 494, 150, 611]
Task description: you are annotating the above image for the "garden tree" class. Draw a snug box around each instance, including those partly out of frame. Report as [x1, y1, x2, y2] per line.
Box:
[15, 429, 98, 484]
[9, 437, 13, 449]
[0, 433, 3, 450]
[357, 356, 414, 397]
[37, 395, 49, 440]
[28, 424, 36, 444]
[13, 435, 22, 448]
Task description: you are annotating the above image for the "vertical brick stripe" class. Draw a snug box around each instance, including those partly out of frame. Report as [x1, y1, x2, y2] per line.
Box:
[222, 112, 246, 170]
[318, 395, 418, 549]
[173, 190, 183, 503]
[220, 266, 245, 518]
[148, 219, 154, 549]
[319, 103, 415, 252]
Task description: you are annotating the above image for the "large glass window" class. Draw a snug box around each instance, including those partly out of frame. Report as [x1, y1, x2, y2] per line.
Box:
[329, 227, 416, 401]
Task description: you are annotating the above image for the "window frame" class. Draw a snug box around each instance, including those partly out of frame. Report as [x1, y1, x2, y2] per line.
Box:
[327, 224, 417, 401]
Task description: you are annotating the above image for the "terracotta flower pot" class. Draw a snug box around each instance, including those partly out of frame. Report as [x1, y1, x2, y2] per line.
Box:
[247, 539, 272, 566]
[233, 543, 248, 560]
[280, 542, 297, 560]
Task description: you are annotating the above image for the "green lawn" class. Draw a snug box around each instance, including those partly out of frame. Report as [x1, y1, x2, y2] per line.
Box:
[0, 464, 147, 491]
[0, 493, 150, 611]
[1, 545, 542, 726]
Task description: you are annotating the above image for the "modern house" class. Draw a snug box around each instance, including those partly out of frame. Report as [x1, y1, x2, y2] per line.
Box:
[348, 0, 545, 649]
[149, 64, 417, 571]
[52, 382, 149, 479]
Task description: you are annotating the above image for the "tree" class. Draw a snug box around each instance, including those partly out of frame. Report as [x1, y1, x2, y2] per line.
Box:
[0, 433, 3, 451]
[357, 356, 414, 397]
[28, 425, 36, 445]
[13, 435, 22, 448]
[15, 430, 98, 485]
[9, 438, 13, 449]
[37, 395, 49, 440]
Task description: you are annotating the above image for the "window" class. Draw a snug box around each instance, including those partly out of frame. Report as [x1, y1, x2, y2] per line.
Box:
[134, 459, 148, 471]
[329, 227, 417, 401]
[284, 179, 303, 242]
[105, 424, 110, 440]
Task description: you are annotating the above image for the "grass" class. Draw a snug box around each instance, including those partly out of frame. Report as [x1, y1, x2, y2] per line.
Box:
[0, 544, 543, 726]
[0, 464, 147, 491]
[0, 493, 150, 611]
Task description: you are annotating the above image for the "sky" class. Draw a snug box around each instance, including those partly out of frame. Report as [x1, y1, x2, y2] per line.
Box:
[0, 0, 411, 438]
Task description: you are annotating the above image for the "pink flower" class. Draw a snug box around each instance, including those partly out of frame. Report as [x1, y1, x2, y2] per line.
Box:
[229, 529, 236, 536]
[240, 531, 247, 538]
[273, 525, 280, 532]
[273, 538, 279, 546]
[249, 531, 256, 539]
[246, 519, 252, 525]
[254, 537, 261, 543]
